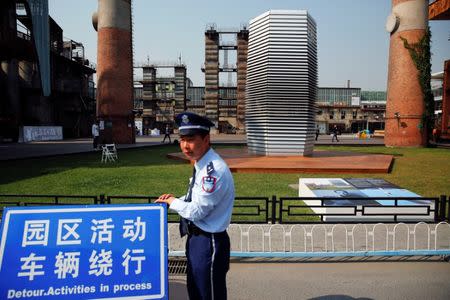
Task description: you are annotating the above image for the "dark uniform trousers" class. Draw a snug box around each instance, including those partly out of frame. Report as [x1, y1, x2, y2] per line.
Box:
[185, 226, 230, 300]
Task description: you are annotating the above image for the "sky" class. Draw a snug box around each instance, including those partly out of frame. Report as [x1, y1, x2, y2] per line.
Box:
[48, 0, 449, 91]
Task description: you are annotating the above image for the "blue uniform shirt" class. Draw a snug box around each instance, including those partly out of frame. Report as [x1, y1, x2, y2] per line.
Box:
[170, 148, 235, 233]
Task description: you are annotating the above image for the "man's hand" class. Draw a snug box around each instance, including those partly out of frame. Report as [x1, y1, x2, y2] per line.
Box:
[155, 194, 175, 205]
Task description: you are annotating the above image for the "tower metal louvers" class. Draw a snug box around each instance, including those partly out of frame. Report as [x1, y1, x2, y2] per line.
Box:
[246, 10, 317, 156]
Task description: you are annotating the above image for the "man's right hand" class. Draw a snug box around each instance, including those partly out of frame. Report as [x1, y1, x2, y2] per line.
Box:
[155, 194, 175, 205]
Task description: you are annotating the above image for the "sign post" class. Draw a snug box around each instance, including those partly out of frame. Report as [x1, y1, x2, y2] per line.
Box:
[0, 204, 168, 299]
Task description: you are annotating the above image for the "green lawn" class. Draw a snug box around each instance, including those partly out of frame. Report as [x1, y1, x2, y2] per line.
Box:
[0, 145, 449, 222]
[0, 145, 449, 197]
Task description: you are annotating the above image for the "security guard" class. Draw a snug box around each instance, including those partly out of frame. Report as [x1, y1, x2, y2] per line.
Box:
[156, 112, 235, 300]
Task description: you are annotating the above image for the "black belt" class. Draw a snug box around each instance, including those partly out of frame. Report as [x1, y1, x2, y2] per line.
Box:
[188, 224, 226, 236]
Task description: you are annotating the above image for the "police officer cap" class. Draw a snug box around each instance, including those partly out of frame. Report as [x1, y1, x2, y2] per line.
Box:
[175, 112, 214, 136]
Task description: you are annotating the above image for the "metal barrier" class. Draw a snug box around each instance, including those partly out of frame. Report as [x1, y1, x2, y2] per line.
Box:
[107, 195, 186, 223]
[231, 197, 270, 223]
[0, 194, 100, 221]
[168, 222, 450, 258]
[106, 195, 271, 224]
[1, 194, 449, 258]
[0, 194, 100, 218]
[0, 194, 448, 224]
[106, 195, 155, 204]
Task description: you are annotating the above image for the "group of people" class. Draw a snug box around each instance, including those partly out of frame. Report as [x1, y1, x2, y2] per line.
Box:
[315, 125, 340, 142]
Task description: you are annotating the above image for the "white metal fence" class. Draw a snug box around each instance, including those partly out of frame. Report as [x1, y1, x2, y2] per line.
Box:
[169, 222, 450, 258]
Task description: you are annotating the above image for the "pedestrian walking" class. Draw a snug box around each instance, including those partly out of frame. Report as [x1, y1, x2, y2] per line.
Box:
[432, 127, 439, 143]
[315, 127, 320, 141]
[332, 125, 339, 142]
[91, 120, 100, 149]
[156, 112, 235, 300]
[162, 124, 171, 143]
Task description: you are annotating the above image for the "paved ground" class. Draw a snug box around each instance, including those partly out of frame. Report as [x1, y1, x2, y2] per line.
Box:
[169, 260, 450, 300]
[0, 134, 383, 161]
[1, 134, 449, 161]
[0, 136, 165, 161]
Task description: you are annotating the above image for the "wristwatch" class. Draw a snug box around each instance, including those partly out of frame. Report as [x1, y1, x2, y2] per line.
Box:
[385, 13, 400, 34]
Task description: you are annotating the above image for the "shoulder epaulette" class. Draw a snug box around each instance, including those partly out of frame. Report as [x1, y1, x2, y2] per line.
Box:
[207, 161, 215, 175]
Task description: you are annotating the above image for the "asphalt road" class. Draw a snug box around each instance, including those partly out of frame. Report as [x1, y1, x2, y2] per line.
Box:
[169, 260, 450, 300]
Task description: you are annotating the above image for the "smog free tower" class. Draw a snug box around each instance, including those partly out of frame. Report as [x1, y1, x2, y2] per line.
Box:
[246, 10, 317, 156]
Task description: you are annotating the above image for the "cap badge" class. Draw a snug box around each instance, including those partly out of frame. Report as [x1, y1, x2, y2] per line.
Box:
[182, 115, 189, 124]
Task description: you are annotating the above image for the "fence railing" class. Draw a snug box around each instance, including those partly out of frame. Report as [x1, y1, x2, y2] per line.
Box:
[0, 194, 100, 206]
[169, 222, 450, 258]
[0, 194, 449, 224]
[106, 196, 271, 223]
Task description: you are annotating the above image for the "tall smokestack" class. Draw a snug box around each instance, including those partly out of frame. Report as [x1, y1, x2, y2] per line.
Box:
[385, 0, 428, 146]
[93, 0, 134, 144]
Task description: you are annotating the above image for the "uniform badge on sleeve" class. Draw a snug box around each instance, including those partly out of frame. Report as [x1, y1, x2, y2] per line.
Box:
[202, 176, 217, 193]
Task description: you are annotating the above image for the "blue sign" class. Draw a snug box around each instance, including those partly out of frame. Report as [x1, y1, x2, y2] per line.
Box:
[0, 204, 168, 299]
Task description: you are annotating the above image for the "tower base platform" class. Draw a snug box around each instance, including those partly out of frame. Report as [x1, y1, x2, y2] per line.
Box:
[167, 148, 394, 174]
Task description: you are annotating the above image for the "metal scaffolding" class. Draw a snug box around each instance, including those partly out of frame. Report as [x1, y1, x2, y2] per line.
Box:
[203, 24, 248, 133]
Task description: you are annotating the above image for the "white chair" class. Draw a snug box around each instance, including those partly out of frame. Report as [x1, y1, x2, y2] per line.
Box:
[101, 144, 118, 163]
